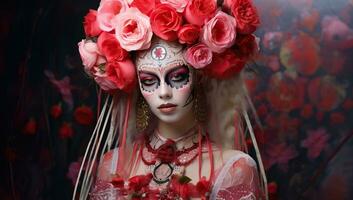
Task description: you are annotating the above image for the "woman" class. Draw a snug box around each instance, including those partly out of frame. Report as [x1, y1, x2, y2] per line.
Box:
[76, 0, 267, 199]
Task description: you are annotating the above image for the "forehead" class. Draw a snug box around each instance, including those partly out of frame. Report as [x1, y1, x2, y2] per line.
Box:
[135, 38, 188, 72]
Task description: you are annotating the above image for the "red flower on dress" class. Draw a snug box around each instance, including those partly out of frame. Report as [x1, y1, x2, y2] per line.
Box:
[128, 173, 153, 192]
[169, 175, 197, 199]
[196, 176, 211, 199]
[156, 139, 176, 163]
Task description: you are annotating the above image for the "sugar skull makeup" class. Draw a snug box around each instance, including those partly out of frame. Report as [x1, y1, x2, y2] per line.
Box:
[135, 38, 194, 123]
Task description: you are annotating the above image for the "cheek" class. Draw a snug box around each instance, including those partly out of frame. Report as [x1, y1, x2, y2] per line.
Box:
[177, 86, 192, 95]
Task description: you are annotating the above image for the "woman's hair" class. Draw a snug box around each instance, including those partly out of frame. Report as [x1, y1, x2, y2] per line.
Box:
[72, 68, 267, 199]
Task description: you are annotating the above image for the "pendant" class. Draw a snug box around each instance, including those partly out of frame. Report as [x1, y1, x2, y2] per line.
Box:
[152, 162, 174, 184]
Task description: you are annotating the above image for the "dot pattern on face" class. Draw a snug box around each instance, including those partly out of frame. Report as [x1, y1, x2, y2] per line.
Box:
[139, 65, 191, 92]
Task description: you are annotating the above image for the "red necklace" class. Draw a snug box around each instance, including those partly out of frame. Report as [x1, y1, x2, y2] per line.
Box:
[140, 131, 203, 188]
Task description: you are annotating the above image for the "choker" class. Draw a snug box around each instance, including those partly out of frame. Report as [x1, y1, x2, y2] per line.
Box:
[140, 129, 203, 189]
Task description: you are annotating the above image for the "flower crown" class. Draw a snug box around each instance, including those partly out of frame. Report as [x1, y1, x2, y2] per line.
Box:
[78, 0, 260, 93]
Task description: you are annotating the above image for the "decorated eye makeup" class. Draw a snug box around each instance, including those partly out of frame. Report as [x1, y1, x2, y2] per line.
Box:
[139, 65, 190, 92]
[139, 72, 160, 92]
[166, 65, 190, 89]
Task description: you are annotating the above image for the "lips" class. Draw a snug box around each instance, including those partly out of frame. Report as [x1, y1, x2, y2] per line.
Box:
[158, 103, 177, 113]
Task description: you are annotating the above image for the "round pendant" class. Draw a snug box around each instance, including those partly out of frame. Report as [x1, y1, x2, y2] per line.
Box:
[152, 162, 174, 184]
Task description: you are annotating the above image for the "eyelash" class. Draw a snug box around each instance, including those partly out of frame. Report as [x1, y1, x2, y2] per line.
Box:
[141, 78, 158, 86]
[169, 73, 187, 82]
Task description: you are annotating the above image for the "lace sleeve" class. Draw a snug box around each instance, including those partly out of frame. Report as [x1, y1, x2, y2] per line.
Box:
[211, 152, 263, 200]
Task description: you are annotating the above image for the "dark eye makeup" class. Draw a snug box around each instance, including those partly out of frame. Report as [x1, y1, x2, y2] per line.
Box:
[139, 65, 190, 92]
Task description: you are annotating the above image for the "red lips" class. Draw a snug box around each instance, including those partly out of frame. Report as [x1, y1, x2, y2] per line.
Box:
[158, 103, 177, 109]
[158, 103, 177, 113]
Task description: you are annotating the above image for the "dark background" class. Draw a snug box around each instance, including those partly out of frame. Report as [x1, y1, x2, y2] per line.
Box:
[1, 0, 353, 199]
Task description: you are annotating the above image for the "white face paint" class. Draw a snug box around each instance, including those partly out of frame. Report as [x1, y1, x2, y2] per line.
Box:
[136, 38, 194, 124]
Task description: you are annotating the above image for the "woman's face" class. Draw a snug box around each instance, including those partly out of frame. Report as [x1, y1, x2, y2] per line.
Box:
[136, 39, 194, 124]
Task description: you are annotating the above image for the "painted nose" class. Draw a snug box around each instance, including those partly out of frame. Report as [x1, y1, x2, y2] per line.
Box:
[158, 82, 172, 100]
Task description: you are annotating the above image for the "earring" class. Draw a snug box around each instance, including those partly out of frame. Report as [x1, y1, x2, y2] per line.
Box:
[193, 84, 207, 124]
[136, 95, 151, 132]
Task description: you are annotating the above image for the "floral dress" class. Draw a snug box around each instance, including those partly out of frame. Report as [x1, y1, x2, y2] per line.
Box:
[89, 146, 263, 200]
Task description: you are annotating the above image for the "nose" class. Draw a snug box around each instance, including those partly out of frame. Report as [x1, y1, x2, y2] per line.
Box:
[158, 82, 172, 100]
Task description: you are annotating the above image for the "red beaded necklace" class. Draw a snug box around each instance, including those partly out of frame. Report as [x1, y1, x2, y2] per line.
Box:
[140, 129, 203, 188]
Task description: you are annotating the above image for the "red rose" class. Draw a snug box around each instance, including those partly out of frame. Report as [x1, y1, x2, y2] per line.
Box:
[111, 176, 125, 188]
[83, 9, 102, 37]
[177, 24, 200, 44]
[156, 139, 176, 163]
[204, 49, 246, 79]
[150, 4, 183, 41]
[106, 59, 136, 93]
[130, 0, 157, 16]
[184, 0, 217, 26]
[50, 104, 62, 119]
[98, 32, 128, 62]
[59, 122, 74, 139]
[169, 175, 195, 199]
[74, 106, 94, 126]
[229, 0, 260, 34]
[23, 118, 37, 135]
[196, 176, 211, 197]
[128, 174, 153, 191]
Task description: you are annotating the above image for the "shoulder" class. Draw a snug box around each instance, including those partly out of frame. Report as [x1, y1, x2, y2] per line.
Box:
[97, 148, 120, 181]
[221, 149, 257, 168]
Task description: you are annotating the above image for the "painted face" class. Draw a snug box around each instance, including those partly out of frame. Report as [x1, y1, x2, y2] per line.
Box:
[136, 38, 194, 123]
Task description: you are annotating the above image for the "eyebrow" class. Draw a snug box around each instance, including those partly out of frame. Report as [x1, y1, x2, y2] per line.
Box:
[139, 65, 188, 76]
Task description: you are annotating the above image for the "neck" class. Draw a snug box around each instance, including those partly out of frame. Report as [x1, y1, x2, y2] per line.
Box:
[157, 112, 196, 140]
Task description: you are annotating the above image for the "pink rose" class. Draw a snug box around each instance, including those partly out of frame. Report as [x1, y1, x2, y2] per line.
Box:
[106, 59, 136, 92]
[113, 7, 153, 51]
[184, 43, 212, 69]
[94, 76, 118, 91]
[129, 0, 157, 16]
[150, 4, 183, 41]
[97, 32, 128, 62]
[177, 24, 200, 44]
[204, 49, 245, 79]
[97, 0, 128, 32]
[202, 11, 237, 53]
[83, 9, 102, 37]
[160, 0, 189, 13]
[78, 39, 101, 75]
[184, 0, 217, 26]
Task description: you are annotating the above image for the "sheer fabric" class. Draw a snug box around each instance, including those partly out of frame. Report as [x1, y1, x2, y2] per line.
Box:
[89, 148, 263, 200]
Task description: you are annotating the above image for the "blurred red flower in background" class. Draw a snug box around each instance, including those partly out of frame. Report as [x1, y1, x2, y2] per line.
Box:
[74, 106, 94, 126]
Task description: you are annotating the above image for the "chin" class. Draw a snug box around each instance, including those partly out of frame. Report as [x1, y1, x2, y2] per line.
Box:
[152, 107, 193, 124]
[155, 114, 185, 124]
